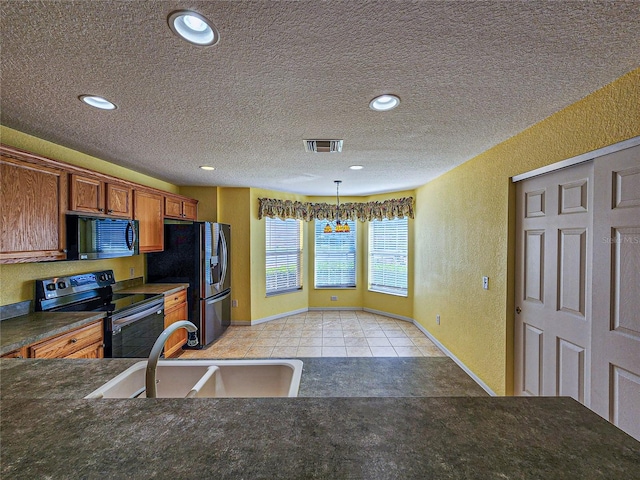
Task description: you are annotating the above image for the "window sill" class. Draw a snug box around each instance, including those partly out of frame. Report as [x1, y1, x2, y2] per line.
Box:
[368, 288, 408, 298]
[314, 286, 357, 290]
[266, 288, 303, 298]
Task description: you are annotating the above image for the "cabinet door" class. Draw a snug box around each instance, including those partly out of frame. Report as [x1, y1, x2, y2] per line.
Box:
[164, 196, 183, 219]
[29, 321, 103, 358]
[64, 342, 104, 359]
[164, 302, 188, 358]
[134, 190, 164, 252]
[0, 156, 68, 263]
[183, 200, 198, 220]
[106, 183, 132, 218]
[70, 173, 104, 214]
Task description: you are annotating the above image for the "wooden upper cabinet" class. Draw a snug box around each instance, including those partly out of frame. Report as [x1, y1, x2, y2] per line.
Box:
[183, 200, 198, 220]
[0, 154, 68, 263]
[69, 173, 132, 218]
[165, 194, 198, 220]
[134, 190, 164, 252]
[106, 183, 133, 217]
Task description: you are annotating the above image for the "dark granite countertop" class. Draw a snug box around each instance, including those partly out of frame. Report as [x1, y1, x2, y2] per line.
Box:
[0, 312, 105, 356]
[1, 358, 639, 479]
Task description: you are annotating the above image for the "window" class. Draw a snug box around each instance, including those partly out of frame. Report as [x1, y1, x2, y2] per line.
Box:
[315, 219, 357, 288]
[368, 217, 408, 296]
[265, 217, 303, 295]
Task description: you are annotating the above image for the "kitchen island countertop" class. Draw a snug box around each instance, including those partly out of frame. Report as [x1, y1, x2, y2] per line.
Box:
[1, 358, 638, 479]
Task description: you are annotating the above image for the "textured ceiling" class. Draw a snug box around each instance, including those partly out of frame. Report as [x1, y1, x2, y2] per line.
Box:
[1, 1, 639, 196]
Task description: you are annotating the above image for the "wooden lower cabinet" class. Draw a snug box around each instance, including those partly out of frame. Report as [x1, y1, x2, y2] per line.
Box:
[163, 289, 188, 358]
[1, 348, 26, 359]
[29, 320, 104, 359]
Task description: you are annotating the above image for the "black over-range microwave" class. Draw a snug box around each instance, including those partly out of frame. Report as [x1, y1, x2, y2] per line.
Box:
[66, 215, 139, 260]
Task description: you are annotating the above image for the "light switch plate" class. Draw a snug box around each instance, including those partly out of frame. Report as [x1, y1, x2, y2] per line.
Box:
[483, 276, 489, 290]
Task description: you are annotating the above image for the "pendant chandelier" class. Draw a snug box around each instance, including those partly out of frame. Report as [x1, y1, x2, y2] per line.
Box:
[324, 180, 351, 234]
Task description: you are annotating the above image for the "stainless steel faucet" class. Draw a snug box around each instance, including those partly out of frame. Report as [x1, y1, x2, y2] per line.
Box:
[145, 320, 198, 398]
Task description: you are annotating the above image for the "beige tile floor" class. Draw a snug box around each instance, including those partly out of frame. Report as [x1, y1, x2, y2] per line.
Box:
[179, 310, 446, 359]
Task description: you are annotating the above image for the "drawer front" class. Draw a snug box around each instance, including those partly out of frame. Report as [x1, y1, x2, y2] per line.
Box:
[164, 289, 187, 311]
[29, 321, 103, 359]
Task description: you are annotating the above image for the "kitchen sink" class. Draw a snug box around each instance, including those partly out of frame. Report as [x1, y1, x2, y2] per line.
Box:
[85, 359, 303, 399]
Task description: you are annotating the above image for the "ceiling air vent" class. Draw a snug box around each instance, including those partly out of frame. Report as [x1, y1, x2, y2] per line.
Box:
[304, 139, 343, 153]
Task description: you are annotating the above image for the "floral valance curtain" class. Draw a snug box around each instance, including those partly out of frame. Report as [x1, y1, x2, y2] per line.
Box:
[258, 197, 414, 222]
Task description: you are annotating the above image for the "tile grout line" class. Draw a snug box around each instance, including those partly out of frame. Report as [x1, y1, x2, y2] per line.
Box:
[180, 311, 446, 359]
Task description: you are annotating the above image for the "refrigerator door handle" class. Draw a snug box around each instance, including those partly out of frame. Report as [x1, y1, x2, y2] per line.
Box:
[206, 291, 231, 304]
[219, 227, 228, 290]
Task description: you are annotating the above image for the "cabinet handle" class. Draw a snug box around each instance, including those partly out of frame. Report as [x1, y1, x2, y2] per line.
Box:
[108, 209, 114, 214]
[99, 208, 104, 212]
[70, 338, 78, 343]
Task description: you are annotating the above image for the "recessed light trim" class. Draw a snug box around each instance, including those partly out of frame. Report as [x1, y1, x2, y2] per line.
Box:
[369, 94, 400, 111]
[349, 165, 364, 170]
[79, 95, 116, 110]
[168, 10, 219, 46]
[199, 165, 215, 171]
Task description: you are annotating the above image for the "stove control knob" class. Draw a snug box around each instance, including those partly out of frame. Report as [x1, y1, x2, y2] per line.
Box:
[57, 281, 66, 289]
[46, 283, 57, 291]
[99, 274, 106, 282]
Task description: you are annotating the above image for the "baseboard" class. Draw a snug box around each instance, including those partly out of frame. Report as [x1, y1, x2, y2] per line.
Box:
[362, 307, 414, 323]
[308, 306, 362, 311]
[231, 306, 498, 396]
[248, 307, 309, 325]
[411, 321, 497, 396]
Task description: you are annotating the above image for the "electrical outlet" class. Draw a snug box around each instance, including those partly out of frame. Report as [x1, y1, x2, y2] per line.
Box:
[330, 296, 338, 301]
[231, 299, 238, 308]
[483, 276, 489, 290]
[129, 267, 135, 278]
[436, 314, 440, 325]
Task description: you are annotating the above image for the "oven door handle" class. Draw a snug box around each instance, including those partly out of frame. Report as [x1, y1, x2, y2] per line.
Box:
[112, 305, 163, 330]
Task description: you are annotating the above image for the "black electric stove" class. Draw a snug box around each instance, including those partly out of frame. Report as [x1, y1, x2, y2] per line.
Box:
[35, 270, 165, 358]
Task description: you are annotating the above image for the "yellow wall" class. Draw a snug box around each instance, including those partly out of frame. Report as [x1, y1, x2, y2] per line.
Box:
[1, 126, 178, 192]
[306, 194, 365, 310]
[361, 190, 414, 319]
[249, 189, 309, 320]
[0, 126, 175, 305]
[217, 188, 252, 322]
[179, 186, 217, 222]
[245, 190, 416, 317]
[413, 68, 640, 396]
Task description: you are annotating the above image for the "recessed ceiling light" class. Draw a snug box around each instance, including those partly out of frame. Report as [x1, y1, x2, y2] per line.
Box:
[199, 165, 215, 171]
[349, 165, 364, 170]
[168, 10, 219, 46]
[369, 94, 400, 111]
[79, 95, 116, 110]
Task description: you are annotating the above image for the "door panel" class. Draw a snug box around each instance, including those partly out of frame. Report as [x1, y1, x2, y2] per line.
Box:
[591, 144, 640, 441]
[515, 160, 593, 402]
[557, 338, 585, 402]
[557, 228, 586, 316]
[523, 324, 543, 396]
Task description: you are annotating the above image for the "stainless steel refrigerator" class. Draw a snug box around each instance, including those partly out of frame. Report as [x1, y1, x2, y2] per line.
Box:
[147, 222, 231, 347]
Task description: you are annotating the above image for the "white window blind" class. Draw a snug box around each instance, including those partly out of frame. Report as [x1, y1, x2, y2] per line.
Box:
[368, 217, 408, 296]
[314, 219, 357, 288]
[265, 217, 303, 295]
